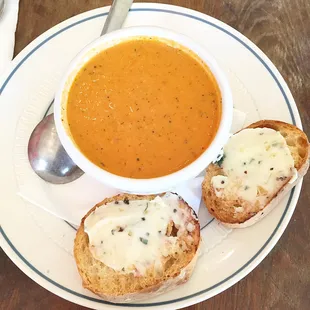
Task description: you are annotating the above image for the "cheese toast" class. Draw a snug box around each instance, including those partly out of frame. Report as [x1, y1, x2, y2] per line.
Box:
[202, 120, 309, 228]
[74, 192, 200, 302]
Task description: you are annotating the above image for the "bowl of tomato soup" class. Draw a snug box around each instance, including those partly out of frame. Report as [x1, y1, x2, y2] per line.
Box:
[54, 27, 233, 193]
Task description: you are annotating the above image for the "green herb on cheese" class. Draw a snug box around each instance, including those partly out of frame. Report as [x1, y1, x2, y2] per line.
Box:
[139, 237, 148, 245]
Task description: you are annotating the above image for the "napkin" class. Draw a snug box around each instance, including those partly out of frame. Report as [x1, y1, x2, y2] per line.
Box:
[0, 0, 19, 75]
[16, 108, 246, 226]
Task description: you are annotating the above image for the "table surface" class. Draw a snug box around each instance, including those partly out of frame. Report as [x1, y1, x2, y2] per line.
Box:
[1, 0, 310, 309]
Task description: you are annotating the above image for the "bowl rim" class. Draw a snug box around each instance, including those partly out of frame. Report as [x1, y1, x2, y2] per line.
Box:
[54, 26, 233, 194]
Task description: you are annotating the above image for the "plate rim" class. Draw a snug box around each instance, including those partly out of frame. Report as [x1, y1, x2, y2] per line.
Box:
[0, 3, 303, 309]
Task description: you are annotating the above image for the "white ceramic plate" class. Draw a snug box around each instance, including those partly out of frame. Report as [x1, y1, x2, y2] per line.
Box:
[0, 3, 303, 309]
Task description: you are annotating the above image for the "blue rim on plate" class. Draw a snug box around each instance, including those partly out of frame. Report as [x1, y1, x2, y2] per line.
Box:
[0, 7, 297, 307]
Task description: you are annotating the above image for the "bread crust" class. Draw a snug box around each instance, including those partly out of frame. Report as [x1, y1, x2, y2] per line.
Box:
[202, 120, 309, 228]
[74, 193, 201, 302]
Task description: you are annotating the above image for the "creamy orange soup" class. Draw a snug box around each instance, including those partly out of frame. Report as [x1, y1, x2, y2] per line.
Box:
[66, 38, 221, 178]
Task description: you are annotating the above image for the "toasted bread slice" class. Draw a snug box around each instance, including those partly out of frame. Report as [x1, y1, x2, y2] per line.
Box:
[74, 193, 200, 303]
[202, 120, 309, 228]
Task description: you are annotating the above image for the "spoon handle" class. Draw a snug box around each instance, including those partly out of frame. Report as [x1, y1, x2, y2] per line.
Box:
[101, 0, 133, 35]
[0, 0, 4, 17]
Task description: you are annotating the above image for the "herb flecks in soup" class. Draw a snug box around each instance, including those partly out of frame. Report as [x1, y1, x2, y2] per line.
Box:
[66, 38, 221, 178]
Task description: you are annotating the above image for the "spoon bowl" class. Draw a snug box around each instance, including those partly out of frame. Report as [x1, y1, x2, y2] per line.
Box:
[28, 114, 84, 184]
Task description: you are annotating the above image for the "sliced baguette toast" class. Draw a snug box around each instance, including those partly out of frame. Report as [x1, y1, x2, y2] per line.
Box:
[202, 120, 309, 228]
[74, 193, 200, 303]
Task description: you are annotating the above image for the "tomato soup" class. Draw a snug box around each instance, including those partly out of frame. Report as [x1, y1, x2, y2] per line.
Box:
[66, 38, 221, 178]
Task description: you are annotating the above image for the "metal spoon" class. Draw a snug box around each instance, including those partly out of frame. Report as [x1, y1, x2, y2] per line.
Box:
[0, 0, 5, 17]
[28, 0, 133, 184]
